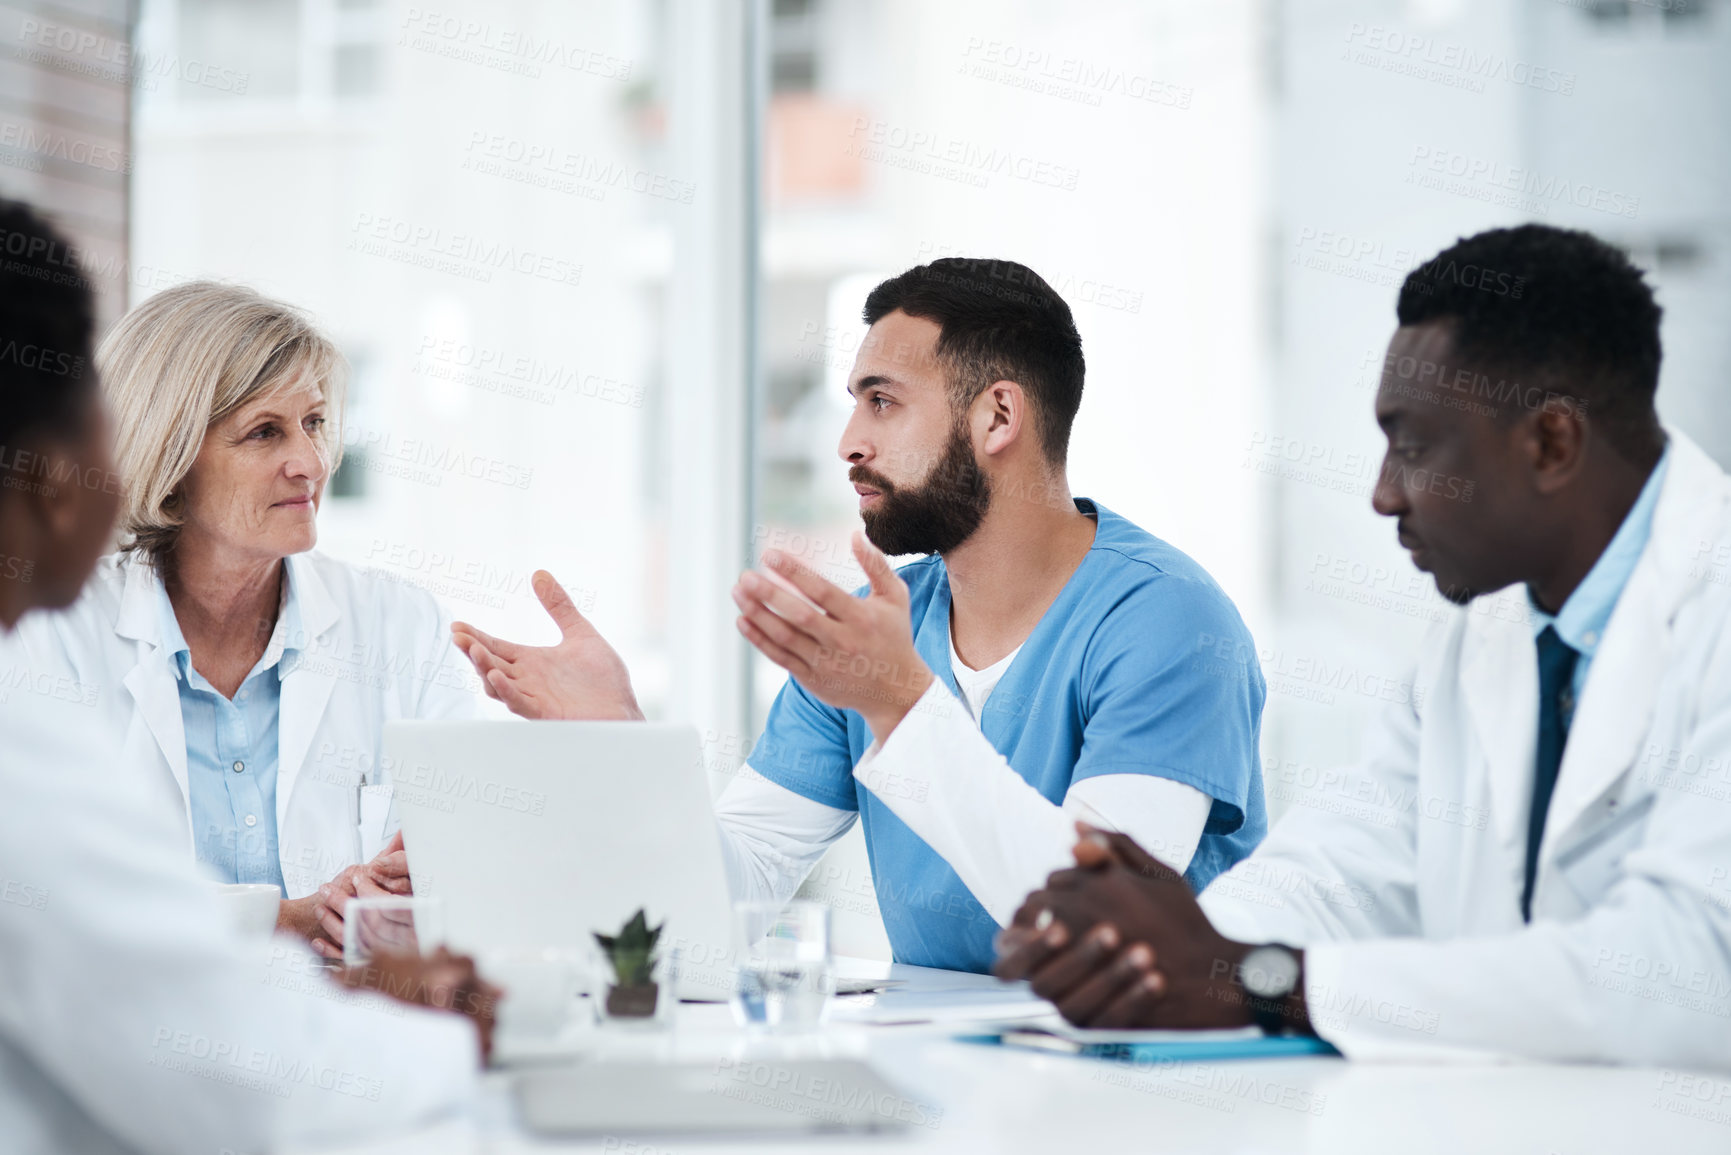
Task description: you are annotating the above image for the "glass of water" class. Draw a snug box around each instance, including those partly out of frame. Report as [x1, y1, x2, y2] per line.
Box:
[731, 900, 834, 1032]
[342, 896, 445, 968]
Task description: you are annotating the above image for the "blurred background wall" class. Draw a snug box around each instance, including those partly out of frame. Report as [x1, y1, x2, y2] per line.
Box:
[6, 0, 1725, 956]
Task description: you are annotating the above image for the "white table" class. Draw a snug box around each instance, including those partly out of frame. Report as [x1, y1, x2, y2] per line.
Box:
[295, 960, 1731, 1155]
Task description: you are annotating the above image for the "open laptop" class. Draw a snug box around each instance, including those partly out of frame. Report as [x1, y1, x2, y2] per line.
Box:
[384, 720, 738, 1001]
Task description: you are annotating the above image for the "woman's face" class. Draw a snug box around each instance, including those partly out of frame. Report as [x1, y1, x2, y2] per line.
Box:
[178, 375, 331, 566]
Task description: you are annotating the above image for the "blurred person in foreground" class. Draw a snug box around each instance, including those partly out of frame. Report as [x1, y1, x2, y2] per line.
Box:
[10, 281, 572, 957]
[455, 258, 1268, 974]
[995, 225, 1731, 1070]
[0, 198, 496, 1154]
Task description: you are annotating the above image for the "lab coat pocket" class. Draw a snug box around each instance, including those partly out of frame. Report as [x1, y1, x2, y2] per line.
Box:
[358, 783, 397, 862]
[1553, 794, 1657, 905]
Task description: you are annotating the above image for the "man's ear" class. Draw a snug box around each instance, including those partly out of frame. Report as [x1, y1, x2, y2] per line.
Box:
[1529, 399, 1588, 496]
[976, 379, 1026, 458]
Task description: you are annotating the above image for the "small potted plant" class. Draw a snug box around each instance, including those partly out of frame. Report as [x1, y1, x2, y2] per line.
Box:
[593, 908, 665, 1019]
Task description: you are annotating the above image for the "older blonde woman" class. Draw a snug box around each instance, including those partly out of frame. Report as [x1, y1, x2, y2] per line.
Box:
[16, 281, 486, 957]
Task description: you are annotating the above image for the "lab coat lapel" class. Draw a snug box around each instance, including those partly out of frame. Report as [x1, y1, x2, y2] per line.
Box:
[277, 554, 341, 822]
[1542, 566, 1666, 850]
[1457, 586, 1537, 853]
[113, 555, 191, 807]
[1544, 432, 1725, 851]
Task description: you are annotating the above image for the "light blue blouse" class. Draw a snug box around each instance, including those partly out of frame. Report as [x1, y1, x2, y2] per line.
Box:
[155, 569, 302, 894]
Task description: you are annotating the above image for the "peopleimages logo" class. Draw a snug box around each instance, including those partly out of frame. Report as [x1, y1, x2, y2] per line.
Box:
[149, 1028, 384, 1100]
[0, 876, 48, 911]
[1405, 146, 1639, 219]
[0, 338, 84, 378]
[463, 131, 694, 204]
[0, 119, 129, 173]
[347, 213, 583, 288]
[397, 8, 633, 81]
[956, 37, 1193, 110]
[846, 117, 1081, 191]
[15, 19, 251, 94]
[340, 423, 535, 491]
[1343, 23, 1576, 96]
[708, 1058, 945, 1130]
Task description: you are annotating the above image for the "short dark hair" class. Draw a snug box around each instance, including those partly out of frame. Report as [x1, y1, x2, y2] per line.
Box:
[862, 258, 1084, 464]
[0, 199, 96, 451]
[1396, 224, 1662, 454]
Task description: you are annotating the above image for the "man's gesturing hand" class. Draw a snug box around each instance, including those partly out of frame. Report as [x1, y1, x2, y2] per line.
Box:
[452, 570, 643, 721]
[992, 824, 1266, 1030]
[732, 531, 934, 741]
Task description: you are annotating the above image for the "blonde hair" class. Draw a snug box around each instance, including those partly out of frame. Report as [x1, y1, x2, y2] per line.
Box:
[97, 281, 347, 560]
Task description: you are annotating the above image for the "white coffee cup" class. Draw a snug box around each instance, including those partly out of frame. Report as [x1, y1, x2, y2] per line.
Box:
[482, 948, 585, 1039]
[211, 883, 281, 939]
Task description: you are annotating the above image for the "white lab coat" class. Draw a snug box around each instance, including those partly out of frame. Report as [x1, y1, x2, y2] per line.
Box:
[0, 631, 476, 1155]
[14, 549, 484, 897]
[1201, 429, 1731, 1070]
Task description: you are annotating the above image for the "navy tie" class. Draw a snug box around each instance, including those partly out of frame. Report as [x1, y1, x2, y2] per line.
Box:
[1522, 625, 1579, 922]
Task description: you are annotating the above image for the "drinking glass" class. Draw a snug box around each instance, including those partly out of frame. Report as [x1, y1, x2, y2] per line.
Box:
[342, 896, 445, 967]
[731, 900, 834, 1032]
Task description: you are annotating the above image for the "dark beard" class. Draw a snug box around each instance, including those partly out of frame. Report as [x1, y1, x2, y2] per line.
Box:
[854, 422, 992, 557]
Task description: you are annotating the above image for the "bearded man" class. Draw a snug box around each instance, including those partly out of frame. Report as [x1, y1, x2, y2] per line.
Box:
[457, 258, 1267, 973]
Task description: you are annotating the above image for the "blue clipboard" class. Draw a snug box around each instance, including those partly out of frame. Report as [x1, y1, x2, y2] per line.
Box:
[958, 1028, 1341, 1064]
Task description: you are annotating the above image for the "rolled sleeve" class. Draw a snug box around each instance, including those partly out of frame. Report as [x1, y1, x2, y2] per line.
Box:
[1075, 575, 1266, 835]
[747, 678, 861, 812]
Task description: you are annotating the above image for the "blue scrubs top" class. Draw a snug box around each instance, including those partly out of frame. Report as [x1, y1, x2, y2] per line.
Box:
[751, 499, 1268, 973]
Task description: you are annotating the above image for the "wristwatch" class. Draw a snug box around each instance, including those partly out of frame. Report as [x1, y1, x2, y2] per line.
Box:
[1237, 944, 1303, 1035]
